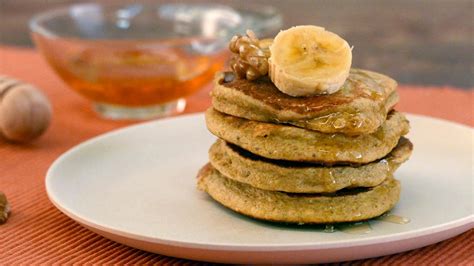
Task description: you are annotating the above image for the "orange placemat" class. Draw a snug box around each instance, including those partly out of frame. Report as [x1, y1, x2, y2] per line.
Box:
[0, 46, 472, 264]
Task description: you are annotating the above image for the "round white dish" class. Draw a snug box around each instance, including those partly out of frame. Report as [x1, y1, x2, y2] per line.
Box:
[46, 113, 473, 263]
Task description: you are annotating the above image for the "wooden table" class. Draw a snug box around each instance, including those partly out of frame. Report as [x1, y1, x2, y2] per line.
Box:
[0, 0, 473, 88]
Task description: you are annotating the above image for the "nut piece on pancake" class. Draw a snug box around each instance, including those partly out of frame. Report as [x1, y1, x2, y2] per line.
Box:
[197, 25, 412, 226]
[229, 30, 271, 81]
[228, 26, 353, 96]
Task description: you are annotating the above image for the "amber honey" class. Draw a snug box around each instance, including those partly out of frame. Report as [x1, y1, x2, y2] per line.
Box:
[33, 34, 227, 106]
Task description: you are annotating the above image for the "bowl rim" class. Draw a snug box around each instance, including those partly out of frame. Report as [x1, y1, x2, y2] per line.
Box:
[29, 2, 282, 39]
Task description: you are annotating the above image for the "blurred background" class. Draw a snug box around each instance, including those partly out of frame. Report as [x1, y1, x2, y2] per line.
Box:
[0, 0, 472, 88]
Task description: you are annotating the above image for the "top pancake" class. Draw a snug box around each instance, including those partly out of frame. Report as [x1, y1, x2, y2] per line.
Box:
[211, 68, 398, 135]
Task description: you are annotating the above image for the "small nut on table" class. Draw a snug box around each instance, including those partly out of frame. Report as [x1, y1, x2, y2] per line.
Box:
[0, 76, 52, 143]
[0, 191, 10, 224]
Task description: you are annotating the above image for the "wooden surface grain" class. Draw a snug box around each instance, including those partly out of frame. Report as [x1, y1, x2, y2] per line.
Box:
[0, 0, 472, 88]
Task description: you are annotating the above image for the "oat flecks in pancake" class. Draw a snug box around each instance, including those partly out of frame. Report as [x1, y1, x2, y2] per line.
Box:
[209, 138, 412, 193]
[205, 108, 409, 164]
[197, 164, 401, 224]
[211, 69, 398, 135]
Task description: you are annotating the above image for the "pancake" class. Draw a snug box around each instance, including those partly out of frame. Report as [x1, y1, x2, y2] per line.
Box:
[211, 69, 398, 135]
[205, 108, 409, 164]
[197, 164, 401, 224]
[209, 137, 412, 193]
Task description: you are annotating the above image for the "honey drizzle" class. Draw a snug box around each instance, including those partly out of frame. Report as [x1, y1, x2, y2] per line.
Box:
[338, 222, 372, 235]
[33, 34, 226, 106]
[377, 214, 411, 224]
[321, 214, 410, 235]
[324, 224, 336, 233]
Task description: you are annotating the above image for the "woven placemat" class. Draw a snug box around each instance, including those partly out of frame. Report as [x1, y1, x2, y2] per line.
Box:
[0, 46, 472, 264]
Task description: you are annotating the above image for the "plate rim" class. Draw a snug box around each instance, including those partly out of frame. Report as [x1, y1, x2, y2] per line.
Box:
[45, 112, 474, 252]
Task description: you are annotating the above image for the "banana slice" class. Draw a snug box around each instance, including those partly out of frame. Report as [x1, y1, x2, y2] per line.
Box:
[269, 25, 352, 96]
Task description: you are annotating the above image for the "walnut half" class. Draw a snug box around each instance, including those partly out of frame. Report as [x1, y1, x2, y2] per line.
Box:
[228, 30, 272, 80]
[0, 191, 10, 224]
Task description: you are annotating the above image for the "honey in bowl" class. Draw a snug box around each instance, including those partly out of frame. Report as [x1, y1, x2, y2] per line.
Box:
[33, 34, 226, 118]
[29, 2, 282, 119]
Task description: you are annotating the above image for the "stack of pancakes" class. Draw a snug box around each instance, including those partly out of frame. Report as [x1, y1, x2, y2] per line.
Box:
[198, 69, 412, 224]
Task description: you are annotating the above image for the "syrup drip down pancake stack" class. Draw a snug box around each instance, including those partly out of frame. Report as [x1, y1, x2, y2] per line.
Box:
[197, 26, 412, 224]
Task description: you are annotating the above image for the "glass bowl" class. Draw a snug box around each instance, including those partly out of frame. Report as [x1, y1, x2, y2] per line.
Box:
[30, 2, 282, 119]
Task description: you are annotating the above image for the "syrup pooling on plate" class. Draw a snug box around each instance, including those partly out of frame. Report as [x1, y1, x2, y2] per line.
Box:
[324, 224, 336, 233]
[377, 213, 411, 224]
[339, 222, 372, 234]
[321, 222, 371, 235]
[322, 213, 410, 235]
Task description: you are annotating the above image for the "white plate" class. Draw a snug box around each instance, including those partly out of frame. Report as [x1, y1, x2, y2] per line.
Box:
[46, 113, 473, 263]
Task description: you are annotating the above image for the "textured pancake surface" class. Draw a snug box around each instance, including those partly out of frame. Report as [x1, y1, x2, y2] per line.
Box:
[197, 164, 401, 224]
[209, 137, 412, 193]
[211, 69, 398, 135]
[206, 108, 409, 164]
